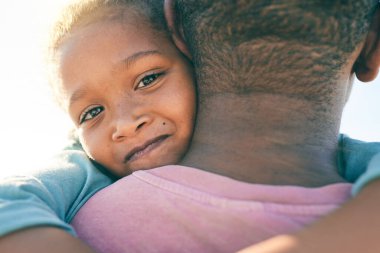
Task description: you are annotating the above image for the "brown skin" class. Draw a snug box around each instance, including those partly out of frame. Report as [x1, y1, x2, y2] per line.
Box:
[168, 1, 353, 187]
[0, 227, 95, 253]
[1, 2, 380, 253]
[58, 20, 196, 177]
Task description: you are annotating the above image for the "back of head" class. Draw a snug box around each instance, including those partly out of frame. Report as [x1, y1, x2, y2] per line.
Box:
[172, 1, 380, 185]
[175, 0, 378, 100]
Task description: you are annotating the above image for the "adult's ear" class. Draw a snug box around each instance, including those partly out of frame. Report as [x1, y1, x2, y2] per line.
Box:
[164, 0, 192, 59]
[355, 6, 380, 82]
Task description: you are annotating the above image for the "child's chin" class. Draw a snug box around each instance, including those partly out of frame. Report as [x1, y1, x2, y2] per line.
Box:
[130, 160, 177, 172]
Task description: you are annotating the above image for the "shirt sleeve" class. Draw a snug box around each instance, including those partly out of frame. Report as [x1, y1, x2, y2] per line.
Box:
[352, 153, 380, 195]
[338, 134, 380, 195]
[0, 149, 114, 236]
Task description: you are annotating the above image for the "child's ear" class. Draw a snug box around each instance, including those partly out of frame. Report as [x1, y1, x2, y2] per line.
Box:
[355, 7, 380, 82]
[164, 0, 192, 59]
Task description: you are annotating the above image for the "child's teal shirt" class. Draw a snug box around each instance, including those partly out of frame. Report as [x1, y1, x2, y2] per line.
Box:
[338, 135, 380, 194]
[0, 135, 379, 236]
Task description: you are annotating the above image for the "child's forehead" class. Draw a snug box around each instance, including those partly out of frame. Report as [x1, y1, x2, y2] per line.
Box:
[74, 7, 154, 34]
[65, 18, 166, 56]
[50, 1, 168, 59]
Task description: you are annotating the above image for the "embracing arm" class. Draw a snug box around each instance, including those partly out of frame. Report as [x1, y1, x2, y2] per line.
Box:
[0, 148, 113, 252]
[238, 178, 380, 253]
[238, 137, 380, 253]
[0, 227, 96, 253]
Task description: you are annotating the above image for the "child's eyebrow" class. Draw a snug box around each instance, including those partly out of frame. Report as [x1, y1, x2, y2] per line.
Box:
[68, 50, 163, 109]
[69, 87, 90, 109]
[116, 50, 163, 71]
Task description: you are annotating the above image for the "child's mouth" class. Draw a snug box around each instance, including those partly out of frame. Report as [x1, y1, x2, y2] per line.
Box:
[124, 135, 170, 163]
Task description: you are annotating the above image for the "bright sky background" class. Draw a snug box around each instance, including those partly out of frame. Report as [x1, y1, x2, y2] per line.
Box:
[0, 1, 379, 177]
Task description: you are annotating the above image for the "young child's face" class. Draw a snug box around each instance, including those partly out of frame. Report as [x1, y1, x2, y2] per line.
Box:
[56, 19, 196, 177]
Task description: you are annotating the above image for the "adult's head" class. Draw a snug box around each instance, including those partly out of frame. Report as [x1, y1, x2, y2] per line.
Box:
[165, 0, 380, 186]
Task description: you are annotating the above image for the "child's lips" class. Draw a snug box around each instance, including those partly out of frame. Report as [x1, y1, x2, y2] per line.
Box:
[124, 135, 170, 163]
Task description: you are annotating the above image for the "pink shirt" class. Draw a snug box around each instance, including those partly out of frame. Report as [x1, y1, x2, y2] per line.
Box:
[72, 165, 351, 253]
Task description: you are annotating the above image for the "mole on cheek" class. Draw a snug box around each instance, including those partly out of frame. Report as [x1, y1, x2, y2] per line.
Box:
[163, 122, 166, 125]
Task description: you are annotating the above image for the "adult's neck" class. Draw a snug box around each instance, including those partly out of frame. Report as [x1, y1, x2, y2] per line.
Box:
[180, 92, 348, 187]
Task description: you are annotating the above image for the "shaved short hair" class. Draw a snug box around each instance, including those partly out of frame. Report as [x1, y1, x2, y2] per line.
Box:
[175, 0, 378, 100]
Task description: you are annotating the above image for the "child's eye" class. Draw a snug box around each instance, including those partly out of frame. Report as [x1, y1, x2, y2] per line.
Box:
[79, 106, 104, 124]
[136, 72, 164, 89]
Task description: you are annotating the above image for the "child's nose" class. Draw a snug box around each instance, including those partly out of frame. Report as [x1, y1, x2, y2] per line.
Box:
[111, 115, 152, 142]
